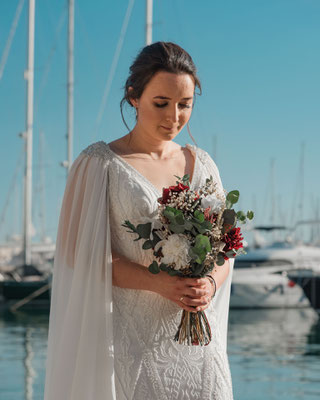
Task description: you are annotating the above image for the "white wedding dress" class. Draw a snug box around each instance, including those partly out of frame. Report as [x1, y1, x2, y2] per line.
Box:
[44, 140, 234, 400]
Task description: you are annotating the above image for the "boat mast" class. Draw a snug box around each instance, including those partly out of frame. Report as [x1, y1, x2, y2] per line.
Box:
[145, 0, 153, 45]
[23, 0, 35, 266]
[67, 0, 74, 175]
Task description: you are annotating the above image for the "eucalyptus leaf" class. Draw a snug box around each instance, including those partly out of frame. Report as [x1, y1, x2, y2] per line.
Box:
[175, 214, 185, 225]
[226, 250, 236, 258]
[160, 263, 168, 271]
[169, 223, 185, 234]
[226, 190, 240, 205]
[247, 210, 254, 220]
[194, 210, 205, 223]
[216, 253, 226, 266]
[164, 210, 175, 221]
[148, 261, 160, 274]
[142, 240, 153, 250]
[195, 234, 211, 252]
[168, 269, 181, 276]
[151, 231, 162, 246]
[192, 263, 205, 276]
[223, 209, 237, 228]
[136, 223, 152, 239]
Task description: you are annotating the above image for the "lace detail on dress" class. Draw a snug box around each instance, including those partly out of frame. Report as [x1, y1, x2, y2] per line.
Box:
[103, 142, 233, 400]
[79, 140, 233, 399]
[81, 140, 111, 161]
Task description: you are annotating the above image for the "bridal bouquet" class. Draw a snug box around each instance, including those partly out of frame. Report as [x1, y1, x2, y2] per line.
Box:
[122, 174, 253, 346]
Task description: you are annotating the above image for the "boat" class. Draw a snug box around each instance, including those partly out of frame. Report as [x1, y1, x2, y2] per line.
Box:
[230, 240, 320, 309]
[288, 269, 320, 315]
[0, 0, 75, 311]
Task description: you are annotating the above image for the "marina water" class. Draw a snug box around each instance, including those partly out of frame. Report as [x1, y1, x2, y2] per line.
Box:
[0, 308, 319, 399]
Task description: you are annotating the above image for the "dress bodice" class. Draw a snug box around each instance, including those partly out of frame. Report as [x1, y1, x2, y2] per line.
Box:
[80, 140, 233, 400]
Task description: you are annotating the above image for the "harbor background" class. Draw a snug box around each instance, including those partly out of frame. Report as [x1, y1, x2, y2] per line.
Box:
[1, 308, 320, 399]
[1, 0, 320, 243]
[1, 0, 320, 399]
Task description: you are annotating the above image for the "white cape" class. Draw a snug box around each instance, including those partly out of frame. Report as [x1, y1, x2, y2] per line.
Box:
[43, 142, 234, 400]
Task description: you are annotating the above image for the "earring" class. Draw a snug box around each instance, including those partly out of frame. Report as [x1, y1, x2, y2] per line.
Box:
[135, 107, 138, 118]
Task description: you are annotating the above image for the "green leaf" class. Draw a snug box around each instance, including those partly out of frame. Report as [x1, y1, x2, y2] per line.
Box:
[195, 234, 211, 253]
[184, 220, 193, 231]
[192, 263, 205, 276]
[226, 250, 236, 258]
[169, 223, 185, 234]
[236, 211, 247, 224]
[175, 213, 185, 225]
[160, 263, 168, 271]
[247, 210, 254, 220]
[202, 220, 213, 230]
[194, 210, 205, 223]
[164, 210, 175, 221]
[226, 190, 240, 205]
[136, 223, 152, 239]
[148, 261, 160, 274]
[151, 231, 162, 246]
[121, 220, 137, 233]
[222, 209, 237, 228]
[188, 247, 199, 260]
[216, 253, 226, 266]
[142, 240, 153, 250]
[168, 269, 181, 276]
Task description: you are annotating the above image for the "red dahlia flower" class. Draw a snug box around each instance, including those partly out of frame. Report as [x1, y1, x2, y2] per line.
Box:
[223, 227, 244, 253]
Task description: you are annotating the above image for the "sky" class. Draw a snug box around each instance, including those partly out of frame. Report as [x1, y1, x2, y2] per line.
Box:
[0, 0, 319, 244]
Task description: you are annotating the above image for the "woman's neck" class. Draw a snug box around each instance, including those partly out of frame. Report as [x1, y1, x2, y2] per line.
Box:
[125, 128, 179, 160]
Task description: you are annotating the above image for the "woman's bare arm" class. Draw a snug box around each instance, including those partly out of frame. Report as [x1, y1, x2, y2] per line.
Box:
[112, 250, 230, 312]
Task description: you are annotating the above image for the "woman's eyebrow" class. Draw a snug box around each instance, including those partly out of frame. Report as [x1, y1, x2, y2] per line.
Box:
[153, 96, 193, 100]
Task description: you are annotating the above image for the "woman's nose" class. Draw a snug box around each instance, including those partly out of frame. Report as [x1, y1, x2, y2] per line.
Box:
[166, 104, 179, 123]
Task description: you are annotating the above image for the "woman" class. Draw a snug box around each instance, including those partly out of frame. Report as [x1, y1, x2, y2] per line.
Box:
[44, 41, 234, 400]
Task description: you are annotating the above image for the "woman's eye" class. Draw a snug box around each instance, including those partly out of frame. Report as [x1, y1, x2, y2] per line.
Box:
[154, 103, 167, 108]
[154, 103, 191, 109]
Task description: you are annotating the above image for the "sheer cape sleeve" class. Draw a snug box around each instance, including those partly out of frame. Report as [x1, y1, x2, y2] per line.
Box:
[196, 147, 234, 353]
[44, 142, 116, 400]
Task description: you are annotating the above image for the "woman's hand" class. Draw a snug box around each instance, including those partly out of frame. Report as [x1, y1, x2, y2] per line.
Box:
[153, 272, 215, 312]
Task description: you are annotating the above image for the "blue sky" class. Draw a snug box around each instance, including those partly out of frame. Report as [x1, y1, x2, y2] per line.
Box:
[0, 0, 319, 243]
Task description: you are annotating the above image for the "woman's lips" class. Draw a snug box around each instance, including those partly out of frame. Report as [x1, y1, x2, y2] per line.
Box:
[161, 125, 174, 131]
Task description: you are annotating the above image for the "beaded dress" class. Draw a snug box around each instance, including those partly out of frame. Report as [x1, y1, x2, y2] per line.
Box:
[44, 141, 234, 400]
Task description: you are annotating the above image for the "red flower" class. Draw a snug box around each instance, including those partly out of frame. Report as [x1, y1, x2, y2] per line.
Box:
[158, 183, 189, 204]
[222, 227, 244, 253]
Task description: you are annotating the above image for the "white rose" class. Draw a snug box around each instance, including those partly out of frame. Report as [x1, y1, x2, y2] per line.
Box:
[201, 194, 224, 214]
[155, 234, 191, 270]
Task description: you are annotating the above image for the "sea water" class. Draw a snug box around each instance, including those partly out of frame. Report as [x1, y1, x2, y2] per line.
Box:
[0, 308, 319, 399]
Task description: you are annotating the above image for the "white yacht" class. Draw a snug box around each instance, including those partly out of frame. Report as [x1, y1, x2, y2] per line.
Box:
[230, 241, 320, 309]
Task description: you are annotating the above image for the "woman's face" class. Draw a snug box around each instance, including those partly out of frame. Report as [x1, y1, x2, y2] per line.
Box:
[129, 71, 195, 142]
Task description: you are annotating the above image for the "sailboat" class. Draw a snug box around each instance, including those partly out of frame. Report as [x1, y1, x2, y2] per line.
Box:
[0, 0, 75, 311]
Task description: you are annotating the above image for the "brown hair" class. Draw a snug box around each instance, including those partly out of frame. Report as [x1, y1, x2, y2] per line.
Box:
[120, 41, 201, 144]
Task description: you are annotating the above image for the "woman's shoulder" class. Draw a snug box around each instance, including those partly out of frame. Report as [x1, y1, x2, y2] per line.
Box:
[185, 143, 216, 165]
[81, 140, 113, 161]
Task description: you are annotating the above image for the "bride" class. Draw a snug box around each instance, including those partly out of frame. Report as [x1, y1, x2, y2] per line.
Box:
[44, 41, 234, 400]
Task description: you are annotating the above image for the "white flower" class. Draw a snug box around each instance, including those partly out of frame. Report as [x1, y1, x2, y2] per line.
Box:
[201, 194, 224, 214]
[155, 234, 191, 270]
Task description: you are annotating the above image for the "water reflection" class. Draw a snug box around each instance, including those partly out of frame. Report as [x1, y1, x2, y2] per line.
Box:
[0, 311, 48, 400]
[0, 309, 319, 399]
[228, 308, 320, 400]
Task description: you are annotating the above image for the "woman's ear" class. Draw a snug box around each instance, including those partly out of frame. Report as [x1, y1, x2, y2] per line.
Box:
[128, 86, 138, 108]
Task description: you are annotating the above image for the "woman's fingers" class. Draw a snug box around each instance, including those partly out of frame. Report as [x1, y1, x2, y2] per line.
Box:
[180, 277, 207, 287]
[181, 295, 210, 307]
[184, 286, 207, 297]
